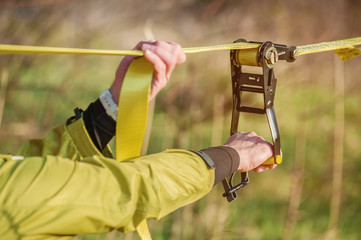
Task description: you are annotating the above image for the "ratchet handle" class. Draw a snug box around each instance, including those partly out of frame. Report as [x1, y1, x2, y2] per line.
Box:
[262, 154, 282, 165]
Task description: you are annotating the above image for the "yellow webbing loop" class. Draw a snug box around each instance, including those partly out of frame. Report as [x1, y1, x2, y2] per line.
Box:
[116, 57, 153, 161]
[115, 57, 153, 240]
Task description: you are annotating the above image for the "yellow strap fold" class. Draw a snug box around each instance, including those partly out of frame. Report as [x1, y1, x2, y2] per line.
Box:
[115, 57, 153, 240]
[115, 57, 153, 161]
[334, 46, 361, 61]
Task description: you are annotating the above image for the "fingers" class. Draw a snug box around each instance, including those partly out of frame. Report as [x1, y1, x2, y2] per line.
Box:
[141, 41, 186, 65]
[224, 131, 275, 172]
[246, 131, 257, 137]
[142, 41, 185, 81]
[111, 40, 186, 103]
[143, 49, 166, 77]
[253, 164, 277, 173]
[139, 41, 186, 100]
[143, 50, 167, 99]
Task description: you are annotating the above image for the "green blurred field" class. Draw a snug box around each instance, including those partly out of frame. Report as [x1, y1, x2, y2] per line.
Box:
[1, 0, 361, 239]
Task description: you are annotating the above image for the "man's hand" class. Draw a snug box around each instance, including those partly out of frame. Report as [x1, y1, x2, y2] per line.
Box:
[224, 132, 277, 173]
[109, 41, 186, 103]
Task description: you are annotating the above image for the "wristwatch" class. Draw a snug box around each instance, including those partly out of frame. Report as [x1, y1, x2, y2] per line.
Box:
[99, 89, 118, 121]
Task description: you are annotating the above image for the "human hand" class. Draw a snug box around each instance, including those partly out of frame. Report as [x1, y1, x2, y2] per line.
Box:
[224, 132, 277, 173]
[109, 41, 186, 103]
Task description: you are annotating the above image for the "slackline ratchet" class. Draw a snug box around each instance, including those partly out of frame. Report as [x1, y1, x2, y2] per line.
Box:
[1, 36, 360, 240]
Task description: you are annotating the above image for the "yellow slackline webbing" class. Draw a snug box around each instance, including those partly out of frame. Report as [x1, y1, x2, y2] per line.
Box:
[297, 36, 361, 56]
[115, 57, 153, 240]
[0, 42, 259, 56]
[116, 57, 153, 161]
[1, 36, 361, 60]
[1, 36, 360, 240]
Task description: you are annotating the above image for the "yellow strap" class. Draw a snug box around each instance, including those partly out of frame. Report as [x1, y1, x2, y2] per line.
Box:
[135, 219, 152, 240]
[334, 46, 361, 61]
[115, 57, 153, 161]
[297, 36, 361, 55]
[115, 57, 153, 239]
[0, 42, 259, 56]
[0, 44, 144, 56]
[1, 36, 361, 60]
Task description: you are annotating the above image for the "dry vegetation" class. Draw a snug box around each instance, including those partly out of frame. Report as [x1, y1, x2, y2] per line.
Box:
[1, 0, 361, 239]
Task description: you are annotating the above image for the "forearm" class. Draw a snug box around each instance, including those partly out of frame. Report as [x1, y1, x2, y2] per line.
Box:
[15, 95, 240, 186]
[95, 149, 215, 227]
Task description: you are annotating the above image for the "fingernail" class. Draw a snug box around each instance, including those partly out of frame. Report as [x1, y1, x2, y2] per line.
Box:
[144, 49, 153, 56]
[141, 45, 149, 51]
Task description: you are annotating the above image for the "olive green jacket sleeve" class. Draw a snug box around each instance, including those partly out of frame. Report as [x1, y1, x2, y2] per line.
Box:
[0, 119, 214, 239]
[16, 117, 113, 160]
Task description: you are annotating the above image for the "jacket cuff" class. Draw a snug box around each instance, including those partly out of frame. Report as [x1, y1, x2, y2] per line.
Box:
[83, 99, 116, 151]
[200, 146, 240, 186]
[66, 118, 113, 158]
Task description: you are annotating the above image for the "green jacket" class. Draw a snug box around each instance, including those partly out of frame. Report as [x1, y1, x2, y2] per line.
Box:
[0, 118, 214, 240]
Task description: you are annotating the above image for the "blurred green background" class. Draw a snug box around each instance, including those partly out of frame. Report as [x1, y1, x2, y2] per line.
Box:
[0, 0, 361, 239]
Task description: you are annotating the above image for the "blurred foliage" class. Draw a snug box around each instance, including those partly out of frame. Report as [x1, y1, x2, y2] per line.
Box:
[0, 0, 361, 239]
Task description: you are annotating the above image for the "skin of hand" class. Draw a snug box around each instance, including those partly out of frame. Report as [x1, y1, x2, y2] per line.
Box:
[224, 131, 277, 173]
[109, 41, 186, 103]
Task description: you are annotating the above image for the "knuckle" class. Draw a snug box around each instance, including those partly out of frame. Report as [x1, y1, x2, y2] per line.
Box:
[256, 135, 265, 141]
[173, 43, 181, 51]
[134, 41, 145, 50]
[247, 131, 257, 136]
[175, 44, 184, 55]
[156, 63, 166, 73]
[181, 52, 187, 61]
[169, 56, 177, 66]
[152, 78, 159, 87]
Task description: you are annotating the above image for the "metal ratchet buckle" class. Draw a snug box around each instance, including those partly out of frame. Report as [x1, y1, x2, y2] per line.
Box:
[222, 39, 297, 202]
